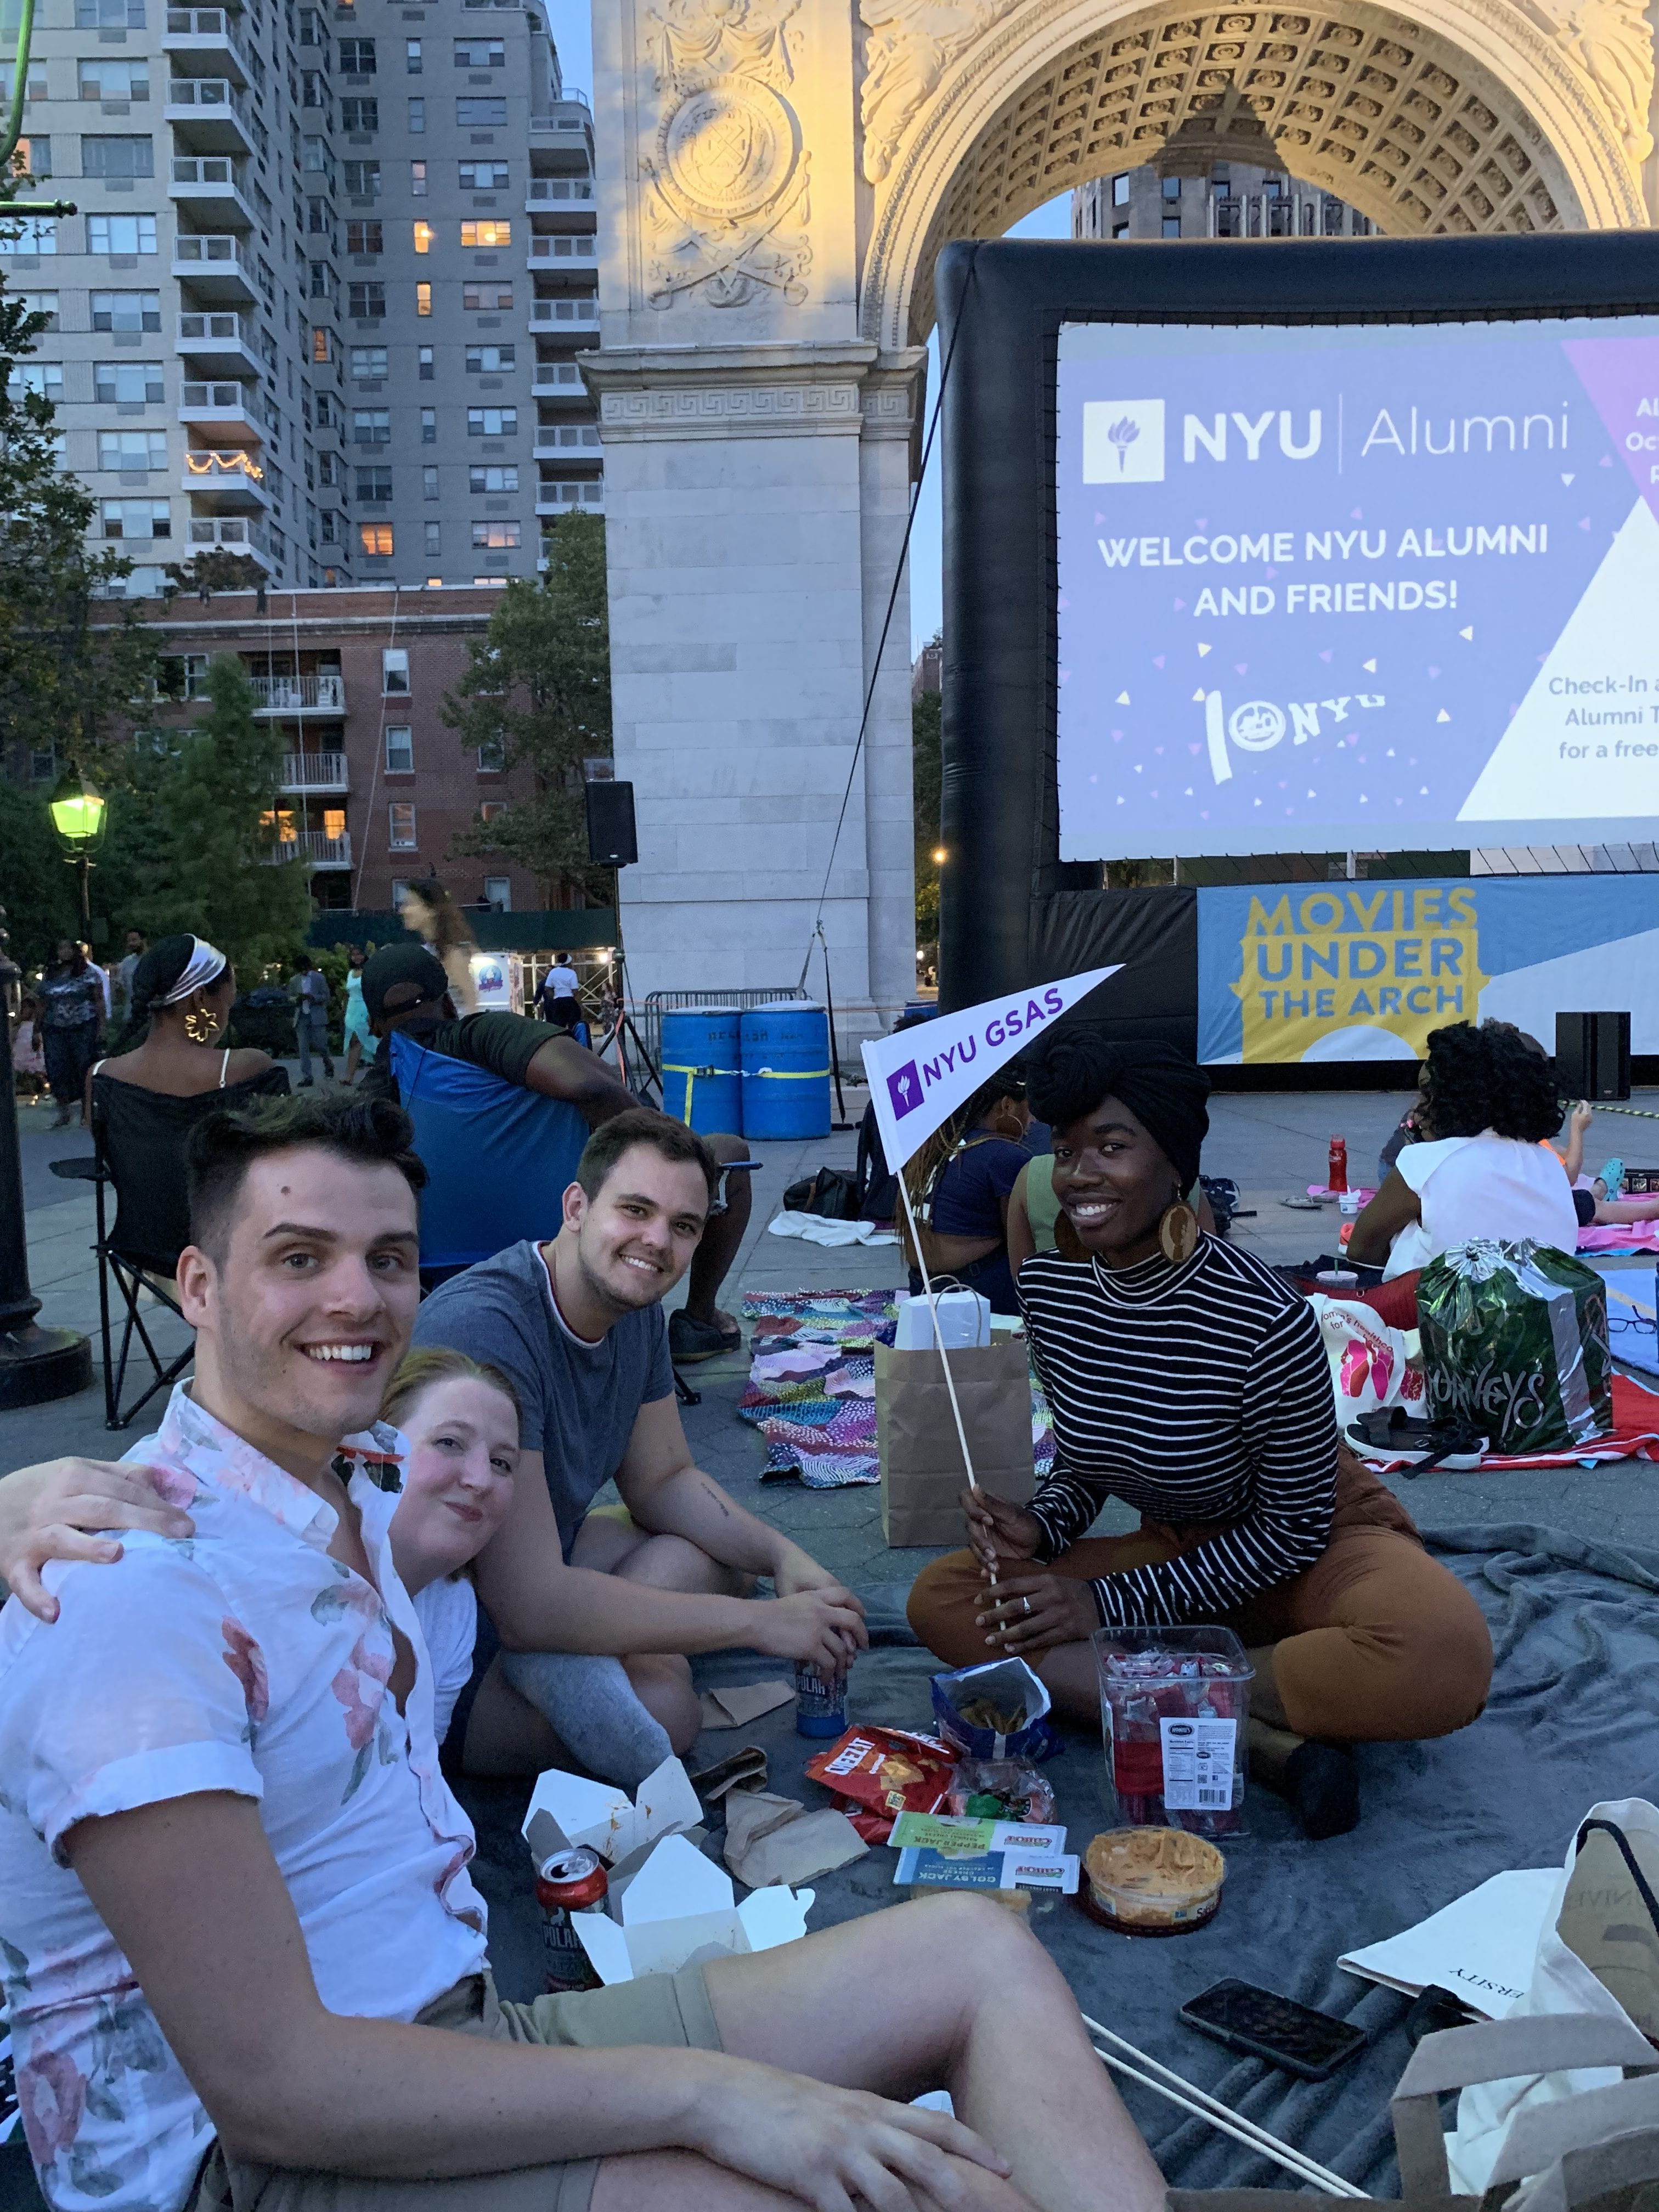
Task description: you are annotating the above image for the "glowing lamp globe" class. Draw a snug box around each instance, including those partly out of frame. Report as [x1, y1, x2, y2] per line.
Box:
[49, 775, 106, 848]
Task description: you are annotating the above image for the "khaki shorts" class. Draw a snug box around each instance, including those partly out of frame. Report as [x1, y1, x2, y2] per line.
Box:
[190, 1966, 723, 2212]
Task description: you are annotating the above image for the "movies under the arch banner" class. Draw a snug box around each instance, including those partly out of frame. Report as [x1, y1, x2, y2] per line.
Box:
[1054, 315, 1659, 859]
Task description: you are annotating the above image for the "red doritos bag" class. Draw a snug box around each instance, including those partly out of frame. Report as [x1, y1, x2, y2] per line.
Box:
[804, 1726, 958, 1844]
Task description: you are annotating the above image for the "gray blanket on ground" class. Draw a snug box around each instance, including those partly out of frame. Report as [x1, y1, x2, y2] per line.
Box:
[460, 1524, 1659, 2198]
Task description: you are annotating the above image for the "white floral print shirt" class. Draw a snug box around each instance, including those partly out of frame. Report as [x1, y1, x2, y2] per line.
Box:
[0, 1386, 489, 2212]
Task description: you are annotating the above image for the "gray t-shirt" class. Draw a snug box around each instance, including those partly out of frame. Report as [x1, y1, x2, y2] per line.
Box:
[410, 1239, 675, 1553]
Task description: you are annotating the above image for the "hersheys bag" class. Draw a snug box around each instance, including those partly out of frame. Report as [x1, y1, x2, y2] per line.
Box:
[1417, 1239, 1611, 1454]
[1448, 1802, 1659, 2194]
[875, 1336, 1035, 1547]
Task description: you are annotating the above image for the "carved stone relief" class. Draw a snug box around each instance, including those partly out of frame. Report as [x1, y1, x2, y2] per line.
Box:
[859, 0, 1025, 180]
[1521, 0, 1654, 161]
[640, 0, 814, 308]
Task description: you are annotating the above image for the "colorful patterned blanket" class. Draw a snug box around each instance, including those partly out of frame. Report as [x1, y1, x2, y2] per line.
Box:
[737, 1289, 1056, 1490]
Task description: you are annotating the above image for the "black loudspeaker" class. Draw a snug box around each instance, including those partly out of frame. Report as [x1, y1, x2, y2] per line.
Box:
[585, 780, 637, 868]
[1555, 1011, 1631, 1102]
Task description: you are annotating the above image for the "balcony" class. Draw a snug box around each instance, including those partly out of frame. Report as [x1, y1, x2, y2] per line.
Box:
[537, 483, 604, 515]
[256, 674, 346, 716]
[528, 235, 596, 266]
[163, 9, 252, 86]
[280, 748, 348, 788]
[177, 309, 262, 375]
[179, 379, 263, 437]
[529, 298, 599, 330]
[266, 829, 351, 869]
[172, 232, 257, 304]
[183, 445, 269, 507]
[188, 514, 273, 569]
[525, 178, 594, 207]
[166, 77, 256, 155]
[170, 155, 256, 228]
[532, 369, 588, 415]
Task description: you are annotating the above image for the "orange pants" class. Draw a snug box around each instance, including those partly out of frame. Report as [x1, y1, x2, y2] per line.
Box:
[906, 1454, 1493, 1745]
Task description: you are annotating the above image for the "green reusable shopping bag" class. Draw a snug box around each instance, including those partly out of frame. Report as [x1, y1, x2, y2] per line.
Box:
[1417, 1239, 1612, 1455]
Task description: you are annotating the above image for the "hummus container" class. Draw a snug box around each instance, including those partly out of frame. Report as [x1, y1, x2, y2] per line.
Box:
[1079, 1826, 1226, 1937]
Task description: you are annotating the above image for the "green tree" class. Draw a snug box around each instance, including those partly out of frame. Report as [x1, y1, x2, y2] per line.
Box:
[443, 511, 612, 902]
[0, 780, 82, 967]
[913, 646, 943, 944]
[123, 656, 312, 980]
[0, 278, 159, 788]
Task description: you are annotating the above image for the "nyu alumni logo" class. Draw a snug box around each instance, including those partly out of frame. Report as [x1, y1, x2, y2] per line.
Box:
[1083, 399, 1165, 484]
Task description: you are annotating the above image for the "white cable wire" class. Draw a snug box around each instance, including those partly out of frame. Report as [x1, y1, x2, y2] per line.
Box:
[1082, 2017, 1367, 2198]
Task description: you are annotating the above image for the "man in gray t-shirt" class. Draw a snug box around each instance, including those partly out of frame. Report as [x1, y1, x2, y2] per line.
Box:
[411, 1110, 866, 1779]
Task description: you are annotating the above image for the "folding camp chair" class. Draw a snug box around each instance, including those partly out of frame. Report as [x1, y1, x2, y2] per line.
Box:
[49, 1153, 193, 1432]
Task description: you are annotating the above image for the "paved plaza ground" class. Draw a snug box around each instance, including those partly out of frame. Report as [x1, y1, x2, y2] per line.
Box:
[10, 1072, 1659, 1563]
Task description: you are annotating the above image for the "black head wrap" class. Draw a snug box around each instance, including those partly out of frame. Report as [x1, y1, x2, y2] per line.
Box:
[1025, 1031, 1211, 1192]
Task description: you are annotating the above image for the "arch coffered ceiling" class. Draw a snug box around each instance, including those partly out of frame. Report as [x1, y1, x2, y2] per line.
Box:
[859, 0, 1652, 347]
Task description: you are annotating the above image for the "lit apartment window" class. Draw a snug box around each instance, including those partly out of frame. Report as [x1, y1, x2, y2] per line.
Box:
[466, 407, 516, 436]
[479, 800, 507, 826]
[468, 464, 517, 492]
[460, 219, 510, 247]
[384, 725, 413, 772]
[91, 290, 160, 332]
[388, 802, 417, 849]
[416, 282, 432, 315]
[464, 282, 512, 309]
[413, 220, 433, 253]
[382, 647, 410, 695]
[471, 520, 520, 548]
[360, 522, 393, 555]
[14, 137, 50, 179]
[312, 327, 331, 362]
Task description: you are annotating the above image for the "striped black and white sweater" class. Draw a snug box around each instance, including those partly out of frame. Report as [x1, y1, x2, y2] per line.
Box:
[1018, 1236, 1337, 1627]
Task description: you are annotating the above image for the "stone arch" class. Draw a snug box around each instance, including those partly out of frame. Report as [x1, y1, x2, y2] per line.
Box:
[859, 0, 1652, 349]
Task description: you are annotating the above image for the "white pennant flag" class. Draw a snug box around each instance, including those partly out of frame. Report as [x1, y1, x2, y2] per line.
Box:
[861, 966, 1121, 1173]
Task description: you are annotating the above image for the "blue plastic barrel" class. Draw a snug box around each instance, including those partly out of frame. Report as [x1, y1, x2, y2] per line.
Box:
[660, 1007, 742, 1134]
[740, 1002, 831, 1140]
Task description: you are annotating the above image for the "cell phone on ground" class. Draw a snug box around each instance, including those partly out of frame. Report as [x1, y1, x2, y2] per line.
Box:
[1178, 1979, 1368, 2081]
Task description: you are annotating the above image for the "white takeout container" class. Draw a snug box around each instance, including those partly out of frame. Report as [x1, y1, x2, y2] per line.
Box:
[521, 1755, 703, 1874]
[566, 1832, 815, 1986]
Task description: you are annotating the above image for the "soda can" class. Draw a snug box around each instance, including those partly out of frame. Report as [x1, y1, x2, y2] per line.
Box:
[535, 1846, 608, 1994]
[794, 1657, 850, 1737]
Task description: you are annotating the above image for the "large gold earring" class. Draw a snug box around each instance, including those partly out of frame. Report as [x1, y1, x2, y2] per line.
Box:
[184, 1007, 217, 1046]
[1157, 1195, 1200, 1265]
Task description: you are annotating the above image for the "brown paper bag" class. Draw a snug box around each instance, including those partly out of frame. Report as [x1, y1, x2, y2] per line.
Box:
[876, 1337, 1036, 1548]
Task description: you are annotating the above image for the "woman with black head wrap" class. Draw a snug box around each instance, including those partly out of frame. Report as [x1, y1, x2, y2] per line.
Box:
[906, 1030, 1493, 1840]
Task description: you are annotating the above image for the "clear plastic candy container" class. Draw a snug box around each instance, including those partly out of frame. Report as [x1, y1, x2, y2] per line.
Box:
[1092, 1627, 1254, 1840]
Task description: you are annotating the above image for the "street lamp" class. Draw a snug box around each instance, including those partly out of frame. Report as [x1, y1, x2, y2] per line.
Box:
[49, 770, 106, 929]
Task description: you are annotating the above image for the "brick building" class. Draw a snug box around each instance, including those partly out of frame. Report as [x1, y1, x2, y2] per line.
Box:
[138, 580, 553, 911]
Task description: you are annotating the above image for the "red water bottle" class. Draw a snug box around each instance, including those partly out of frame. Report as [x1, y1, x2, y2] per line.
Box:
[1327, 1136, 1348, 1194]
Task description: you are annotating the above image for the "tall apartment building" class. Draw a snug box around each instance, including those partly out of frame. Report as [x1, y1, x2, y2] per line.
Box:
[2, 0, 597, 596]
[1074, 161, 1375, 241]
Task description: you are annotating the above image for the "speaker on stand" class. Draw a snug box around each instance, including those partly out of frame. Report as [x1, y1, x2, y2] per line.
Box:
[584, 777, 656, 1098]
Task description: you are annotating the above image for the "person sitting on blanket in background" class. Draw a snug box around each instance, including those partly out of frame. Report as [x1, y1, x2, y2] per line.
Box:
[900, 1069, 1034, 1316]
[1346, 1022, 1580, 1278]
[0, 1087, 1166, 2212]
[1544, 1098, 1659, 1232]
[358, 943, 752, 1365]
[906, 1030, 1494, 1843]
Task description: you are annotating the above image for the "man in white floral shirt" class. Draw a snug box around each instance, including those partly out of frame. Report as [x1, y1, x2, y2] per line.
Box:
[0, 1090, 1161, 2212]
